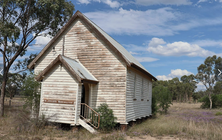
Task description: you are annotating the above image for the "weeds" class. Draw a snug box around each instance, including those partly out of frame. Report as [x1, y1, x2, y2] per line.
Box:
[128, 103, 222, 140]
[215, 112, 222, 116]
[2, 99, 222, 140]
[101, 131, 126, 140]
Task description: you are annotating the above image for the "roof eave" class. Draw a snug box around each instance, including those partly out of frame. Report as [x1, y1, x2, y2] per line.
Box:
[81, 79, 99, 84]
[130, 63, 157, 81]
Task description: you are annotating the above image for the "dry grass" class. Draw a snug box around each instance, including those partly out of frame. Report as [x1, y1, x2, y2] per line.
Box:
[0, 97, 97, 140]
[1, 98, 222, 140]
[128, 102, 222, 140]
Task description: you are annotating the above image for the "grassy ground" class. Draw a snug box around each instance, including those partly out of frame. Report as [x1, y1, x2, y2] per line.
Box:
[1, 98, 222, 140]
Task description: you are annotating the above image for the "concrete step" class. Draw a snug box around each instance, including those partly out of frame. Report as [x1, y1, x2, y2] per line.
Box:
[79, 119, 97, 134]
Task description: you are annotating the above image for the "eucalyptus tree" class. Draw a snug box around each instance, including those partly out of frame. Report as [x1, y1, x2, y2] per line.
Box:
[196, 55, 222, 109]
[0, 0, 74, 116]
[181, 74, 197, 102]
[213, 81, 222, 94]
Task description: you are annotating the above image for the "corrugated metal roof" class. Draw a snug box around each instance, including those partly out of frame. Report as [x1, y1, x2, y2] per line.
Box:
[83, 14, 152, 75]
[62, 56, 98, 82]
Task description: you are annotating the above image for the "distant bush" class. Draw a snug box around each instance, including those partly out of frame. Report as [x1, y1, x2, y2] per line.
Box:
[153, 85, 172, 114]
[198, 94, 222, 109]
[151, 95, 158, 116]
[215, 112, 222, 116]
[95, 103, 117, 132]
[192, 92, 202, 103]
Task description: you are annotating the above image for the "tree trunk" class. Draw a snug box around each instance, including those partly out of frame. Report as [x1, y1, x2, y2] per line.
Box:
[209, 94, 212, 110]
[0, 79, 6, 117]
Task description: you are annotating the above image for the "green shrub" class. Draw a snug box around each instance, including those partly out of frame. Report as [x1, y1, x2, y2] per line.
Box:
[153, 85, 172, 114]
[151, 95, 158, 116]
[192, 92, 202, 103]
[95, 103, 117, 132]
[215, 112, 222, 116]
[198, 94, 222, 109]
[20, 73, 40, 118]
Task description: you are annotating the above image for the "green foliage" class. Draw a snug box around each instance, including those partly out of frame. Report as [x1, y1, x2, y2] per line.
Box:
[21, 73, 40, 118]
[151, 95, 158, 116]
[215, 112, 222, 116]
[214, 81, 222, 94]
[195, 55, 222, 109]
[153, 75, 197, 103]
[153, 85, 172, 114]
[94, 103, 117, 132]
[198, 94, 222, 109]
[0, 0, 75, 116]
[192, 92, 202, 103]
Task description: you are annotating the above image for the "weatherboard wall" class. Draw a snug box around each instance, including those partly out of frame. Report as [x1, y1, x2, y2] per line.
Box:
[40, 64, 79, 125]
[65, 19, 127, 124]
[126, 67, 152, 122]
[34, 19, 127, 124]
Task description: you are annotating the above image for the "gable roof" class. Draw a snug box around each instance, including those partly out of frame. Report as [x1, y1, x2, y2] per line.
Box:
[28, 11, 157, 81]
[35, 54, 99, 84]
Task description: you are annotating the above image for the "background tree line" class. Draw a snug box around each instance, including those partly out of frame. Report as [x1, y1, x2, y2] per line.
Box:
[152, 55, 222, 115]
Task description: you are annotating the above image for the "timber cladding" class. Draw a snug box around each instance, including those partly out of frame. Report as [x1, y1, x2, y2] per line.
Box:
[33, 11, 156, 125]
[68, 20, 127, 123]
[40, 64, 78, 125]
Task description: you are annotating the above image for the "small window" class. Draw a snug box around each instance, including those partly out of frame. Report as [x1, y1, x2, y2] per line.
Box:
[147, 81, 149, 98]
[141, 78, 144, 96]
[133, 74, 136, 99]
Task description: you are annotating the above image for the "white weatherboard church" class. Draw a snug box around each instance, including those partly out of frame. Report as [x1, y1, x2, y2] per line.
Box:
[28, 11, 157, 133]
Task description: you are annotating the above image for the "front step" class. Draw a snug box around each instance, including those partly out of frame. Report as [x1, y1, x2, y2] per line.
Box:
[79, 119, 97, 134]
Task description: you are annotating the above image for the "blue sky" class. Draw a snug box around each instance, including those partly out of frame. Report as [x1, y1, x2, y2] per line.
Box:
[15, 0, 222, 90]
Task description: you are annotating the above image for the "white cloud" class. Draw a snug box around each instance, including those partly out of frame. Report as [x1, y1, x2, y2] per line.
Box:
[104, 0, 120, 8]
[197, 0, 208, 4]
[84, 8, 222, 36]
[28, 34, 52, 51]
[124, 44, 147, 52]
[85, 8, 180, 36]
[135, 0, 192, 6]
[35, 34, 52, 47]
[78, 0, 120, 8]
[196, 82, 206, 91]
[192, 39, 222, 47]
[196, 0, 222, 4]
[134, 57, 159, 62]
[78, 0, 90, 4]
[156, 69, 193, 80]
[147, 37, 215, 57]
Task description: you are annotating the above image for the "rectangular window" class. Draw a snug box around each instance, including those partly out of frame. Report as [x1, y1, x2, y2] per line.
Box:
[133, 74, 136, 99]
[147, 81, 149, 99]
[141, 78, 144, 96]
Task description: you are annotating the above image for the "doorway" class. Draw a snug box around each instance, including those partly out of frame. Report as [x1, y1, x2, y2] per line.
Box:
[80, 83, 90, 116]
